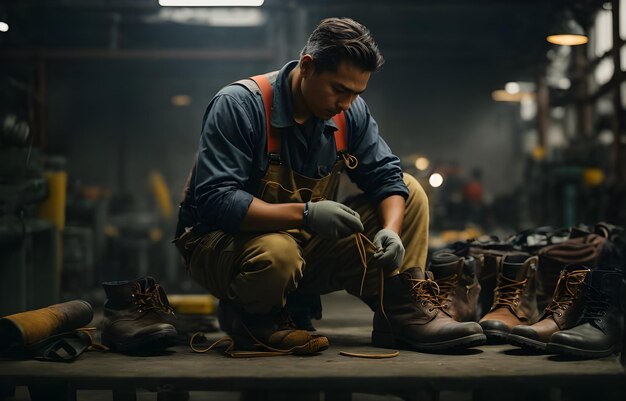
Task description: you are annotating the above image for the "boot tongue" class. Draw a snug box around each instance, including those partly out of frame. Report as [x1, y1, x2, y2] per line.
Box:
[401, 267, 425, 281]
[429, 252, 460, 279]
[501, 253, 531, 281]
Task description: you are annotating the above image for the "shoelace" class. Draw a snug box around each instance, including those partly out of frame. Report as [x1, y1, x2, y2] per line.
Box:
[433, 273, 457, 307]
[133, 284, 175, 316]
[77, 327, 109, 352]
[191, 231, 399, 359]
[407, 278, 445, 312]
[492, 276, 528, 308]
[544, 271, 587, 315]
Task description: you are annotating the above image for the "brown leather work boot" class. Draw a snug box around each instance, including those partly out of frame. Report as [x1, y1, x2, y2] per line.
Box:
[218, 300, 328, 355]
[508, 265, 590, 350]
[372, 268, 486, 352]
[101, 277, 178, 353]
[428, 252, 481, 322]
[479, 253, 539, 342]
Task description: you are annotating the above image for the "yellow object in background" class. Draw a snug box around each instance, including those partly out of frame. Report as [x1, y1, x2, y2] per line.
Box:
[168, 294, 217, 315]
[38, 170, 68, 231]
[149, 170, 174, 220]
[583, 168, 605, 187]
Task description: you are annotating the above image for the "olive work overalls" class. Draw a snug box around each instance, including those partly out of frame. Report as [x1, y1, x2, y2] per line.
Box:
[175, 72, 430, 315]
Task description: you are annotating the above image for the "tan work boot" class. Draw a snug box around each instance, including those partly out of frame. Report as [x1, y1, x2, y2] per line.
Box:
[218, 300, 328, 355]
[428, 252, 481, 322]
[479, 253, 539, 342]
[372, 268, 485, 352]
[508, 265, 590, 350]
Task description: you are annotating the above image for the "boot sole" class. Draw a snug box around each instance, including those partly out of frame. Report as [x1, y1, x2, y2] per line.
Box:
[507, 334, 548, 351]
[483, 329, 510, 344]
[372, 331, 486, 352]
[103, 329, 178, 354]
[230, 333, 329, 355]
[545, 342, 622, 359]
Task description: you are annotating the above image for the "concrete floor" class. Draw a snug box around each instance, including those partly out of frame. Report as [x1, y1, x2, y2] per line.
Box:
[1, 291, 625, 401]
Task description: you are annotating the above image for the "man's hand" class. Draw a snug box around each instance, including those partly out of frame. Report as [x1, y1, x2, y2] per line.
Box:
[305, 200, 364, 239]
[371, 228, 405, 270]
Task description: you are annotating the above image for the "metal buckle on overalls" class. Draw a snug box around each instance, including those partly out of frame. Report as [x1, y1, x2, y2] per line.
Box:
[269, 153, 282, 164]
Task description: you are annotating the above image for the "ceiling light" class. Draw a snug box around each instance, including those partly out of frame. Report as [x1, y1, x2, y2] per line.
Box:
[171, 94, 192, 107]
[159, 0, 264, 6]
[546, 10, 588, 46]
[414, 157, 430, 171]
[429, 173, 443, 188]
[0, 21, 8, 33]
[505, 82, 520, 94]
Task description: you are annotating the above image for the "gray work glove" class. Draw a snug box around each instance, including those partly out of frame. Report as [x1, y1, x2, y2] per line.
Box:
[305, 200, 364, 239]
[371, 229, 405, 270]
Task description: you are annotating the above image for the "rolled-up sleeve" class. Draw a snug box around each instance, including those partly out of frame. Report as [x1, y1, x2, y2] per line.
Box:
[347, 97, 408, 202]
[194, 93, 257, 233]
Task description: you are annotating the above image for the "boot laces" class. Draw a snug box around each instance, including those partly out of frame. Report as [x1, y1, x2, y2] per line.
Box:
[493, 276, 527, 308]
[544, 271, 586, 316]
[434, 274, 457, 308]
[132, 284, 175, 315]
[408, 278, 444, 311]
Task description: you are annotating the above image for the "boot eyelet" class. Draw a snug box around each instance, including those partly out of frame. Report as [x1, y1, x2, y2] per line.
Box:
[428, 308, 434, 312]
[421, 302, 427, 306]
[557, 312, 562, 316]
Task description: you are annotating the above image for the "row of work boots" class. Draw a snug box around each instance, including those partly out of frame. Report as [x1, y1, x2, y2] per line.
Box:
[427, 250, 624, 358]
[217, 267, 487, 355]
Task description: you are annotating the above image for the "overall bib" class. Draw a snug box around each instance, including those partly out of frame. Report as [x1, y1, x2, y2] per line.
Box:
[176, 73, 429, 314]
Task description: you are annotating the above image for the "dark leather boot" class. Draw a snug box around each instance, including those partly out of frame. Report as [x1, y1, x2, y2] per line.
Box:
[469, 248, 509, 318]
[428, 252, 480, 322]
[101, 277, 178, 353]
[547, 269, 624, 358]
[218, 300, 328, 355]
[536, 234, 606, 311]
[372, 268, 485, 352]
[508, 265, 590, 350]
[479, 253, 539, 341]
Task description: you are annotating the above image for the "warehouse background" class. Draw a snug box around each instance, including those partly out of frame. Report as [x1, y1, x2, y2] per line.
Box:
[1, 0, 624, 297]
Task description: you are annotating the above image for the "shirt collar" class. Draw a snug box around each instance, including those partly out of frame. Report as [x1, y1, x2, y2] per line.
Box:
[271, 60, 338, 133]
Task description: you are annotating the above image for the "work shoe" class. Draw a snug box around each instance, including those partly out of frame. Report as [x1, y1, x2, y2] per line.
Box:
[479, 253, 539, 341]
[428, 252, 481, 322]
[547, 269, 624, 358]
[372, 268, 485, 352]
[469, 247, 510, 318]
[537, 234, 606, 310]
[218, 300, 328, 355]
[101, 277, 177, 353]
[508, 265, 590, 350]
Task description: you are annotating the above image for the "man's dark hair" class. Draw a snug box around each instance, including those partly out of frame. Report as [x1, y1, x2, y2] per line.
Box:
[300, 17, 384, 73]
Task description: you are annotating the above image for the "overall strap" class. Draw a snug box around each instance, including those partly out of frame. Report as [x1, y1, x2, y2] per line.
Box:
[247, 74, 349, 159]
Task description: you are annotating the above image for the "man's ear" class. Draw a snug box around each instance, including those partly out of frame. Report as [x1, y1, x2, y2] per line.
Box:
[300, 54, 315, 78]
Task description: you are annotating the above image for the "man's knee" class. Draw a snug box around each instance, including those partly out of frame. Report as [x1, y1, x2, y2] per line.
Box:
[403, 172, 429, 214]
[242, 233, 303, 277]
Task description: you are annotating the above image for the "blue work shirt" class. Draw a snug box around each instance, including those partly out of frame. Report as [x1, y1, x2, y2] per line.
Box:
[192, 60, 408, 234]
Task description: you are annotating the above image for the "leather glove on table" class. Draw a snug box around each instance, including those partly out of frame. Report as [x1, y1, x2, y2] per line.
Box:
[305, 200, 364, 239]
[371, 228, 405, 270]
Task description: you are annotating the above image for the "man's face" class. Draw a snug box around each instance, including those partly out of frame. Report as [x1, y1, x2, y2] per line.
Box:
[300, 58, 371, 120]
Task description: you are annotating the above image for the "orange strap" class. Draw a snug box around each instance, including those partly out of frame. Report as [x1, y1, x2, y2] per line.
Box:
[249, 74, 348, 156]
